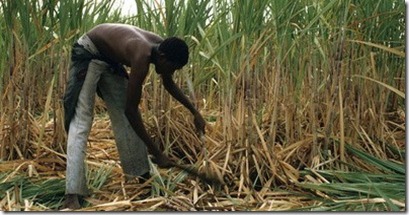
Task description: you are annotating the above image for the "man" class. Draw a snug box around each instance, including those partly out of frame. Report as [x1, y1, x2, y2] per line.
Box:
[62, 23, 206, 209]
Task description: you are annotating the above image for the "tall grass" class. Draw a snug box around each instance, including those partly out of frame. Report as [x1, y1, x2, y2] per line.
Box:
[0, 0, 405, 211]
[0, 0, 123, 160]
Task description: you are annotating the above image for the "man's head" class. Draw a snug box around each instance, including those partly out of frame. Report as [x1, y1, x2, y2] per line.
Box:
[156, 37, 189, 71]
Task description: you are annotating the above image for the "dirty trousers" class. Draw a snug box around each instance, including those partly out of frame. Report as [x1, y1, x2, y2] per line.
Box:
[65, 37, 149, 196]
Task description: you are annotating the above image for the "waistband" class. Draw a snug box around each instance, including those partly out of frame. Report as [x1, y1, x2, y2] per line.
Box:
[77, 34, 100, 56]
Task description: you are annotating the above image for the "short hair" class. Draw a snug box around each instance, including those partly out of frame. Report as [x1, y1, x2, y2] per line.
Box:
[158, 37, 189, 68]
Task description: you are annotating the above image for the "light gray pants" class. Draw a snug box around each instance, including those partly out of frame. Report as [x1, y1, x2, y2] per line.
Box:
[65, 56, 150, 196]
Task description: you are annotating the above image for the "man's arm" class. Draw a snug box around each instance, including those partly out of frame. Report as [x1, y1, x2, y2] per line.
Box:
[125, 61, 173, 168]
[161, 74, 206, 134]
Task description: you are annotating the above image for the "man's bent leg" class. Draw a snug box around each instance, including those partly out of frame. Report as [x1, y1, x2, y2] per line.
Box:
[97, 71, 150, 178]
[65, 60, 106, 197]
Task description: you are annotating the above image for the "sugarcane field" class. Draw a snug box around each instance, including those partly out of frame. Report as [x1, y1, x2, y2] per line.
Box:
[0, 0, 405, 212]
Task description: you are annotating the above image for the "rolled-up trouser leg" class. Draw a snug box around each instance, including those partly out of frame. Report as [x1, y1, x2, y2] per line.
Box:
[97, 69, 150, 177]
[65, 60, 105, 196]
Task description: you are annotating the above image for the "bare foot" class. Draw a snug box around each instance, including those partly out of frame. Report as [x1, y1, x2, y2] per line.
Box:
[62, 194, 81, 210]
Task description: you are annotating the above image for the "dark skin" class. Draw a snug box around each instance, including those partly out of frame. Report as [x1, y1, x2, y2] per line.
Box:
[88, 23, 205, 166]
[64, 23, 206, 209]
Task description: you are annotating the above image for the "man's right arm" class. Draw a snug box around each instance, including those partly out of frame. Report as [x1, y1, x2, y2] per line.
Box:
[124, 59, 173, 168]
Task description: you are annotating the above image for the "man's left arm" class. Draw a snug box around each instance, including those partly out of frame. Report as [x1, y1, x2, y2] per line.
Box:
[162, 74, 206, 134]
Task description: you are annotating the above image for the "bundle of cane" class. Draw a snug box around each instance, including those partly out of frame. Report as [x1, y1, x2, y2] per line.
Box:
[176, 74, 223, 186]
[172, 162, 223, 185]
[171, 132, 224, 186]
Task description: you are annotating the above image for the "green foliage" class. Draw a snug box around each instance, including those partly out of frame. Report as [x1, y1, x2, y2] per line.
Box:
[0, 165, 112, 210]
[0, 174, 65, 210]
[298, 144, 405, 211]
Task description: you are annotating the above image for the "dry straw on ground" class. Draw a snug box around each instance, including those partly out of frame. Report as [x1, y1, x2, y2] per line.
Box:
[0, 103, 405, 211]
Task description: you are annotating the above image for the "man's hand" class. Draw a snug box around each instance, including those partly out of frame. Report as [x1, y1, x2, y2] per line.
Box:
[152, 153, 175, 168]
[194, 113, 206, 135]
[161, 75, 206, 136]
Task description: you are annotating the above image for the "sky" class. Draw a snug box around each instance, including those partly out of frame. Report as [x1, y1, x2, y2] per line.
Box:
[112, 0, 137, 17]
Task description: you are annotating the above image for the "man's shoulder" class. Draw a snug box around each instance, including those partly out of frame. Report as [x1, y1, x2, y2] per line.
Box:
[87, 23, 160, 65]
[90, 23, 160, 42]
[90, 23, 137, 34]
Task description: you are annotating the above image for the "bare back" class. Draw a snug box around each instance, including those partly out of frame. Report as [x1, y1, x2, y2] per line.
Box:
[87, 23, 163, 67]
